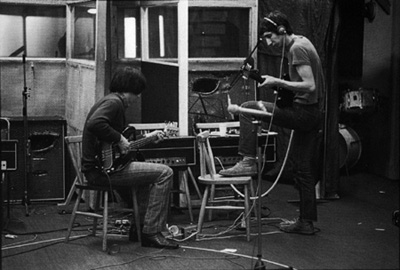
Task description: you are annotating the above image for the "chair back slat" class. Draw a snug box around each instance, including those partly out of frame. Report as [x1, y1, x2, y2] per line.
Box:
[197, 131, 218, 179]
[205, 139, 217, 175]
[65, 135, 86, 185]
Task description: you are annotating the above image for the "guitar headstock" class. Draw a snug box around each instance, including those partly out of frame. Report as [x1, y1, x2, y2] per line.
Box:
[164, 122, 179, 138]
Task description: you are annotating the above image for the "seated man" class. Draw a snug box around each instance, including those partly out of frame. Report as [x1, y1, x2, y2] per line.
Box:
[81, 67, 179, 249]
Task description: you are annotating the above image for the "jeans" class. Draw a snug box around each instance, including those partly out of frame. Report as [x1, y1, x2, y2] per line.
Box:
[238, 101, 322, 221]
[84, 162, 173, 234]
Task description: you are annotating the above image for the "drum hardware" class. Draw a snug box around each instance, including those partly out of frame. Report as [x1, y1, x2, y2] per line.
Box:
[342, 88, 378, 114]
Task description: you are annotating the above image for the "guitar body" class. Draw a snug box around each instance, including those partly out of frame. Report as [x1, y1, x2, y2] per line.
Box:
[246, 70, 294, 108]
[275, 74, 294, 108]
[100, 126, 138, 173]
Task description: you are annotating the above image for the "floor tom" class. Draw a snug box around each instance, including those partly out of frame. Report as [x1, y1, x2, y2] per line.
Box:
[339, 125, 362, 169]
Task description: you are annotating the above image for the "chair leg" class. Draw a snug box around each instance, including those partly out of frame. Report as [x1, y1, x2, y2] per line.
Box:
[182, 171, 194, 222]
[132, 188, 141, 242]
[58, 176, 78, 209]
[84, 190, 94, 211]
[92, 190, 102, 236]
[102, 190, 108, 252]
[208, 184, 216, 221]
[244, 185, 250, 241]
[250, 179, 258, 219]
[66, 188, 83, 242]
[196, 186, 210, 240]
[187, 167, 202, 200]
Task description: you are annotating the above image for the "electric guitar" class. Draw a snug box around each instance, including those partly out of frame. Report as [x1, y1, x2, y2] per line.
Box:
[244, 69, 294, 108]
[98, 123, 179, 174]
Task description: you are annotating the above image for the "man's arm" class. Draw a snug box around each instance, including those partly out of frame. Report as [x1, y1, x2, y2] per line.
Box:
[86, 100, 121, 143]
[259, 64, 315, 94]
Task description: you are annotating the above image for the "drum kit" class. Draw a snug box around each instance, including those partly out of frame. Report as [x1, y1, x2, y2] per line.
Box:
[338, 88, 378, 169]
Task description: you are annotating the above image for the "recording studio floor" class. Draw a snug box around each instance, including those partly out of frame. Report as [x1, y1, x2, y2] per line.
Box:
[1, 171, 399, 270]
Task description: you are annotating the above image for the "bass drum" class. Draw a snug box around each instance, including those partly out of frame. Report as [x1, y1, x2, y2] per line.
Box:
[339, 125, 362, 169]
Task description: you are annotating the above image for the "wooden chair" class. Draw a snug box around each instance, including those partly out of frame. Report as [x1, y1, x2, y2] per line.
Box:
[64, 135, 141, 252]
[196, 131, 253, 241]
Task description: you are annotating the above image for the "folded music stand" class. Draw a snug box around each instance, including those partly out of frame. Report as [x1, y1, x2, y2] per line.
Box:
[189, 78, 227, 121]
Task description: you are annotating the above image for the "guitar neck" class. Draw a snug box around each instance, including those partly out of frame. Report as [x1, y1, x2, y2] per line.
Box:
[128, 135, 157, 151]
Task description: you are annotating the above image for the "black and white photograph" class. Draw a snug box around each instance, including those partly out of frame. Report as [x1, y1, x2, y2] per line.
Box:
[1, 0, 398, 269]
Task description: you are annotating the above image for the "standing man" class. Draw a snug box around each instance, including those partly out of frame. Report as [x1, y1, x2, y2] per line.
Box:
[220, 11, 325, 235]
[81, 67, 179, 248]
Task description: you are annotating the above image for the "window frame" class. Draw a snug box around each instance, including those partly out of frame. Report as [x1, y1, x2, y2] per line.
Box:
[0, 3, 67, 60]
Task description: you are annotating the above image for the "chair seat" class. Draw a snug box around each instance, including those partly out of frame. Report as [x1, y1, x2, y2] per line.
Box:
[198, 174, 252, 185]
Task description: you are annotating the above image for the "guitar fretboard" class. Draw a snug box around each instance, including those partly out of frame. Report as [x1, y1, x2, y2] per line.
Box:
[128, 135, 157, 150]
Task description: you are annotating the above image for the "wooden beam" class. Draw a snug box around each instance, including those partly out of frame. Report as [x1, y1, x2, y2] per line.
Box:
[178, 0, 189, 135]
[95, 0, 107, 100]
[0, 0, 66, 5]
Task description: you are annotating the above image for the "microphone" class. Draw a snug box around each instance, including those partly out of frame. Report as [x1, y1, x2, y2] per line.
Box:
[240, 57, 267, 83]
[241, 57, 255, 80]
[227, 104, 272, 118]
[242, 56, 254, 70]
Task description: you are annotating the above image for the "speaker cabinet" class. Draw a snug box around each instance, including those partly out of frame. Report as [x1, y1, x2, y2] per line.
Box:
[3, 117, 66, 202]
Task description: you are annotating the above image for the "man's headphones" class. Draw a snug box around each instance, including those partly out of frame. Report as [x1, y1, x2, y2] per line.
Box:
[264, 17, 286, 35]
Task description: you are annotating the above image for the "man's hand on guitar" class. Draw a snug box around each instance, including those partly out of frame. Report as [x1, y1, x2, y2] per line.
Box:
[146, 130, 165, 144]
[118, 135, 130, 154]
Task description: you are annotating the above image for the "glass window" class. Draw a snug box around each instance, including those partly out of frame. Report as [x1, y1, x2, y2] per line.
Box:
[189, 7, 249, 58]
[73, 5, 96, 60]
[117, 8, 141, 59]
[148, 6, 178, 59]
[0, 4, 66, 58]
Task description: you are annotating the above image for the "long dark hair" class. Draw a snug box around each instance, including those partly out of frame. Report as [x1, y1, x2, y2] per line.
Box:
[109, 67, 146, 95]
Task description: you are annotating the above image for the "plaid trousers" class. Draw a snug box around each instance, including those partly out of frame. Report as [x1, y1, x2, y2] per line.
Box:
[105, 161, 173, 234]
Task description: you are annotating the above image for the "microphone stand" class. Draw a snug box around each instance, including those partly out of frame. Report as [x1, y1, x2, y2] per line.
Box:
[222, 40, 262, 119]
[21, 54, 31, 216]
[225, 39, 270, 269]
[254, 120, 266, 270]
[228, 40, 292, 270]
[227, 105, 269, 270]
[234, 39, 262, 89]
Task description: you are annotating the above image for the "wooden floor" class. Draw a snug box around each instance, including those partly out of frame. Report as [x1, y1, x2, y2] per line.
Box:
[1, 171, 399, 270]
